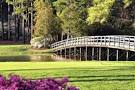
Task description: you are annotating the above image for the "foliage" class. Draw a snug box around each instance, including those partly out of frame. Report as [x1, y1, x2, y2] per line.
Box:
[6, 0, 27, 15]
[34, 0, 53, 37]
[30, 36, 53, 48]
[5, 0, 135, 39]
[87, 0, 115, 25]
[86, 0, 135, 35]
[108, 0, 135, 35]
[0, 74, 79, 90]
[30, 37, 44, 43]
[54, 0, 88, 37]
[123, 0, 132, 8]
[30, 37, 44, 48]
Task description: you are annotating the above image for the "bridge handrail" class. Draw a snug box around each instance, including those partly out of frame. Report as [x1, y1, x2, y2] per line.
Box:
[51, 35, 135, 51]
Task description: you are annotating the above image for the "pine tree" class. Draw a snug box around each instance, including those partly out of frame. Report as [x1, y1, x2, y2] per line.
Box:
[34, 0, 54, 38]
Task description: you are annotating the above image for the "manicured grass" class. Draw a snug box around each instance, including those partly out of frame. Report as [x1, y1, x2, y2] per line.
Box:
[0, 45, 52, 56]
[0, 61, 135, 90]
[1, 45, 135, 89]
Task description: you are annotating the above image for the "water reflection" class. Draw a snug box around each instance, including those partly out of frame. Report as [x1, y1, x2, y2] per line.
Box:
[0, 54, 69, 62]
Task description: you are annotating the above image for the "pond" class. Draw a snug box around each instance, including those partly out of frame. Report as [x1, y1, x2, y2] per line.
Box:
[0, 54, 70, 62]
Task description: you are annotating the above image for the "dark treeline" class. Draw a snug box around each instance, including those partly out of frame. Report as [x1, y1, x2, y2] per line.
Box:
[0, 0, 135, 43]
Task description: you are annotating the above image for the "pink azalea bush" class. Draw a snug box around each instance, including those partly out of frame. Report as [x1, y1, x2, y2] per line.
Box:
[0, 74, 79, 90]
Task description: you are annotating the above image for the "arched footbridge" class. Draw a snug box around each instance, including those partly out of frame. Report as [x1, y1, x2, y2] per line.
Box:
[51, 35, 135, 61]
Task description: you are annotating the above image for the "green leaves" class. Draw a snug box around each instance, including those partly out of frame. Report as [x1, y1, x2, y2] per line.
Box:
[54, 0, 88, 37]
[123, 0, 132, 8]
[87, 0, 133, 25]
[6, 0, 135, 38]
[6, 0, 27, 15]
[87, 0, 115, 25]
[34, 0, 55, 38]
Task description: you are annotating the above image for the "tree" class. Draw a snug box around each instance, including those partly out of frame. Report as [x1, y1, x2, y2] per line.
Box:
[6, 0, 33, 43]
[54, 0, 88, 38]
[109, 0, 135, 35]
[34, 0, 55, 38]
[86, 0, 135, 35]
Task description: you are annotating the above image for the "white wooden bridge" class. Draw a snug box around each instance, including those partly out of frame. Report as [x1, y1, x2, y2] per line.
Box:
[51, 35, 135, 61]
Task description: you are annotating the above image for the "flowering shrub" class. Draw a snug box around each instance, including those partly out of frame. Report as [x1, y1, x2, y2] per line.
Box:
[0, 74, 79, 90]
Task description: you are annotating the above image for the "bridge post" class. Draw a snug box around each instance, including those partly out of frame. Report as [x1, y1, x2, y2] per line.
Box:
[105, 37, 106, 46]
[134, 37, 135, 50]
[126, 51, 129, 61]
[65, 48, 66, 59]
[60, 49, 62, 57]
[99, 47, 101, 61]
[107, 48, 109, 61]
[123, 36, 125, 48]
[116, 50, 119, 61]
[114, 37, 116, 46]
[101, 37, 102, 46]
[129, 37, 130, 49]
[109, 37, 111, 46]
[69, 48, 71, 59]
[56, 51, 59, 55]
[118, 36, 120, 47]
[85, 46, 88, 61]
[97, 48, 99, 60]
[80, 47, 82, 61]
[74, 47, 76, 60]
[92, 47, 94, 60]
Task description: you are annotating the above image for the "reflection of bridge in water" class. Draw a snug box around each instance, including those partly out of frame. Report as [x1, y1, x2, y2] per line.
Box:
[51, 35, 135, 61]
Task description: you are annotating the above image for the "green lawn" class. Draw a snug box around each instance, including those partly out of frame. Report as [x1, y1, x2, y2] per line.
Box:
[0, 61, 135, 90]
[0, 45, 52, 56]
[1, 45, 135, 90]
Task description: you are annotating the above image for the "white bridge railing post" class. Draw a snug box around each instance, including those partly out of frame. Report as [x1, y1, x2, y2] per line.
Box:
[134, 37, 135, 50]
[123, 36, 125, 48]
[129, 37, 130, 49]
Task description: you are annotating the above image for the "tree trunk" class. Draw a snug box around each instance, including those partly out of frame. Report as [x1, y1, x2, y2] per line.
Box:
[31, 1, 33, 40]
[1, 0, 4, 40]
[22, 17, 25, 44]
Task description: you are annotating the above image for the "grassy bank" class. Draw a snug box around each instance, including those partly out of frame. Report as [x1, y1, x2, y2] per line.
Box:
[0, 62, 135, 90]
[0, 45, 52, 56]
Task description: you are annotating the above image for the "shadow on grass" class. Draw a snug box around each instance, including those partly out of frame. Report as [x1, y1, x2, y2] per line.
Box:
[70, 78, 135, 82]
[68, 75, 135, 78]
[1, 66, 135, 82]
[1, 66, 135, 71]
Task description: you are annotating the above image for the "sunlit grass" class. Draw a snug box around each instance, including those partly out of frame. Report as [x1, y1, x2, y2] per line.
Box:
[0, 62, 135, 90]
[0, 45, 52, 56]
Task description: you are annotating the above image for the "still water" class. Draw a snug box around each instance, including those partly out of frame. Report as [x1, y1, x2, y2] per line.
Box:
[0, 54, 69, 62]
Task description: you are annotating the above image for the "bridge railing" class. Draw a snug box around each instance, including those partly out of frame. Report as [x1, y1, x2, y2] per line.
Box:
[51, 35, 135, 51]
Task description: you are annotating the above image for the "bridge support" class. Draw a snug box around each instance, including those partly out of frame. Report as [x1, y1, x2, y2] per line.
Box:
[69, 48, 71, 59]
[116, 50, 119, 61]
[60, 49, 62, 57]
[107, 48, 109, 61]
[99, 47, 101, 61]
[92, 47, 94, 60]
[80, 47, 82, 61]
[56, 51, 58, 55]
[74, 47, 76, 60]
[65, 48, 66, 59]
[85, 46, 88, 61]
[126, 51, 129, 61]
[96, 48, 98, 60]
[52, 35, 135, 61]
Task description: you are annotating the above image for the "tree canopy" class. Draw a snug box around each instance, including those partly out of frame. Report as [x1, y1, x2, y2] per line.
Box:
[5, 0, 135, 41]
